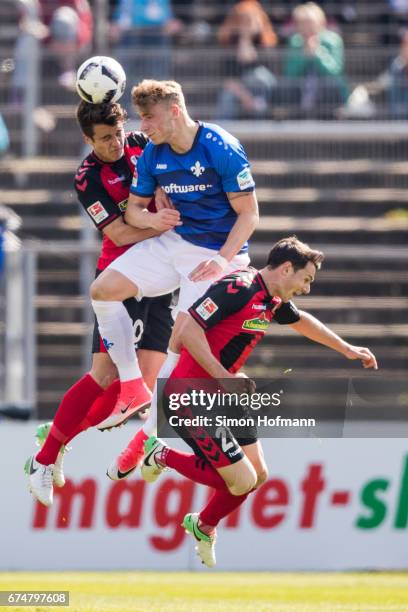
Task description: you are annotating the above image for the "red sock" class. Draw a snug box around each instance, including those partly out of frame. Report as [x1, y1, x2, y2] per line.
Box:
[200, 488, 250, 527]
[65, 379, 121, 444]
[36, 374, 103, 465]
[163, 448, 228, 490]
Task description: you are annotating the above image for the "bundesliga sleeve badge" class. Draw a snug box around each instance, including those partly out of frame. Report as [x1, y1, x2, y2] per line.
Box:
[87, 201, 109, 224]
[195, 297, 219, 320]
[236, 167, 255, 190]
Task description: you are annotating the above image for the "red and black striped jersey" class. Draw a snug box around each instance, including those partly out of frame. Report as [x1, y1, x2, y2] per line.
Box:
[74, 131, 153, 270]
[172, 267, 300, 378]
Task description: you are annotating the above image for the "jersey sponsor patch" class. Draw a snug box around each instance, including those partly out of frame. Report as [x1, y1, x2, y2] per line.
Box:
[87, 201, 109, 223]
[195, 297, 219, 320]
[237, 167, 255, 190]
[242, 311, 270, 331]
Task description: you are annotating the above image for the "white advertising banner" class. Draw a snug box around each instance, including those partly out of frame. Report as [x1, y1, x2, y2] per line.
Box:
[1, 422, 408, 571]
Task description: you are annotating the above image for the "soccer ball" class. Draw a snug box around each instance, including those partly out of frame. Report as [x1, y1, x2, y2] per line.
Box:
[76, 56, 126, 104]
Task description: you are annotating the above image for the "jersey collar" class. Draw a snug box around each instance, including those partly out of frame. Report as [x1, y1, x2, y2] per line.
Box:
[168, 121, 202, 156]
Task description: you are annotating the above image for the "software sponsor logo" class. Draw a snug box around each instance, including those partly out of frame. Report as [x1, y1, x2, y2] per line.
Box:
[163, 183, 212, 194]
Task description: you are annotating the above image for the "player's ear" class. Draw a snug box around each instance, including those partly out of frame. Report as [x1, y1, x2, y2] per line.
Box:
[170, 103, 181, 118]
[83, 133, 93, 147]
[282, 261, 293, 276]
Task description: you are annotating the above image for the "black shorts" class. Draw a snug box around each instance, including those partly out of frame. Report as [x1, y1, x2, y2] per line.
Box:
[92, 269, 174, 355]
[160, 378, 258, 469]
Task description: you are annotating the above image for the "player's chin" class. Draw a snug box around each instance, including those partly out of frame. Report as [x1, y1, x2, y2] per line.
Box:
[149, 134, 164, 145]
[111, 148, 124, 159]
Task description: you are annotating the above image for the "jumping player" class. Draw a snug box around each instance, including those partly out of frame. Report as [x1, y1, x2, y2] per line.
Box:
[91, 79, 259, 445]
[138, 237, 378, 567]
[25, 101, 174, 506]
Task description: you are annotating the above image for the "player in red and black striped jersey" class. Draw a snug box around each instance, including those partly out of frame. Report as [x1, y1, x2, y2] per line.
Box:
[137, 236, 378, 567]
[25, 102, 174, 507]
[182, 267, 300, 376]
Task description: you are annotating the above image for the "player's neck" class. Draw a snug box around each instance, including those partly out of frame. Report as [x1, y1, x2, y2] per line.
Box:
[259, 267, 281, 298]
[168, 118, 198, 154]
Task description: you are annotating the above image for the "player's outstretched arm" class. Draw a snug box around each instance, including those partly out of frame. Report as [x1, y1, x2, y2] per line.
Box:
[125, 192, 181, 231]
[290, 310, 378, 370]
[189, 191, 259, 282]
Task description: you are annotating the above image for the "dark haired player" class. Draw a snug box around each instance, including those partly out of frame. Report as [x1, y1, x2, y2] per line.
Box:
[25, 101, 173, 506]
[138, 237, 378, 567]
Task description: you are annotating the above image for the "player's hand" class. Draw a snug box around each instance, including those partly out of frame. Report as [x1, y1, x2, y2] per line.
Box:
[343, 344, 378, 370]
[222, 372, 256, 395]
[189, 259, 224, 282]
[154, 186, 175, 210]
[150, 208, 182, 232]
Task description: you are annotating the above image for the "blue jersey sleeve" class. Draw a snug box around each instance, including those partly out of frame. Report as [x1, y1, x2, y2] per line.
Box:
[211, 135, 255, 193]
[130, 146, 156, 197]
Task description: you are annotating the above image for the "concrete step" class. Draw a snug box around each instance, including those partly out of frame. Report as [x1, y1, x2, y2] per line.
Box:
[254, 215, 408, 246]
[2, 158, 408, 192]
[33, 294, 408, 325]
[5, 186, 408, 220]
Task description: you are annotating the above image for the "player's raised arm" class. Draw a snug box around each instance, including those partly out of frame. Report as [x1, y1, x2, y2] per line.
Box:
[290, 310, 378, 369]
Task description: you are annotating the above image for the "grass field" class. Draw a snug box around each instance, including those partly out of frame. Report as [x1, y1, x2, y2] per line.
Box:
[1, 572, 408, 611]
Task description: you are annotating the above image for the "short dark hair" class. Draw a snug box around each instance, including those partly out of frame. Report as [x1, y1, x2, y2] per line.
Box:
[76, 101, 127, 138]
[267, 236, 324, 271]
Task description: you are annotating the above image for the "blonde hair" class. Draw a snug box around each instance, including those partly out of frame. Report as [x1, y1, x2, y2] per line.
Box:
[293, 2, 326, 29]
[131, 79, 186, 112]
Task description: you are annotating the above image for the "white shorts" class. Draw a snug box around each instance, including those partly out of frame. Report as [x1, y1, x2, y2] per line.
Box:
[108, 230, 250, 314]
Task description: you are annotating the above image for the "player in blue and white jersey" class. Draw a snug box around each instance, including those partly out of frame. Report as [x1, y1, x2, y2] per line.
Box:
[91, 80, 258, 455]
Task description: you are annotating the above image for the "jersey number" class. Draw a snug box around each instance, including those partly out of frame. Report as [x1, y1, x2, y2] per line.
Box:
[133, 318, 144, 348]
[215, 426, 235, 453]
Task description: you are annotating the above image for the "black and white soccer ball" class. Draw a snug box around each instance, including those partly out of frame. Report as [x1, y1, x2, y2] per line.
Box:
[76, 56, 126, 104]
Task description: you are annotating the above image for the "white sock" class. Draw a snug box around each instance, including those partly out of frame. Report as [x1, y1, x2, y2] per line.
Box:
[142, 403, 157, 437]
[158, 350, 180, 379]
[92, 300, 142, 381]
[142, 350, 180, 437]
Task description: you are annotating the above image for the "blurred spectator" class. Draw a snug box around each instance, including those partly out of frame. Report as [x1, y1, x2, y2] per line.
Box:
[0, 214, 5, 277]
[215, 0, 277, 120]
[111, 0, 182, 106]
[39, 0, 93, 89]
[0, 113, 9, 157]
[282, 2, 348, 117]
[11, 0, 48, 105]
[387, 30, 408, 119]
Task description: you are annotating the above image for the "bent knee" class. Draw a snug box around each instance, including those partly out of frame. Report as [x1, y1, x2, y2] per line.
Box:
[90, 278, 109, 301]
[255, 467, 269, 488]
[227, 471, 257, 496]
